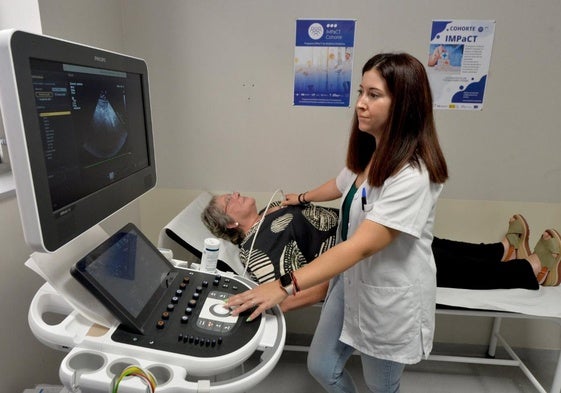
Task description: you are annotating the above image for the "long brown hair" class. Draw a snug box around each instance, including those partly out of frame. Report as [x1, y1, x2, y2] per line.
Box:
[346, 53, 448, 186]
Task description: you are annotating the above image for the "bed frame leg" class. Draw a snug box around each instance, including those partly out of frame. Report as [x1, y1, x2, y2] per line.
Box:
[487, 316, 502, 358]
[550, 349, 561, 393]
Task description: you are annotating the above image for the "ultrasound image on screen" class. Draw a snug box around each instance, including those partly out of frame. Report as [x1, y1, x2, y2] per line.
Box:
[83, 89, 127, 158]
[30, 59, 149, 212]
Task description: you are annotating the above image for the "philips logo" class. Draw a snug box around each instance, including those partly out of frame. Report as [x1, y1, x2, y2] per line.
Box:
[94, 55, 107, 63]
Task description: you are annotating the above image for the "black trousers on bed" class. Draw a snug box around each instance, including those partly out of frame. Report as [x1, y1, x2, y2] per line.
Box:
[433, 237, 539, 290]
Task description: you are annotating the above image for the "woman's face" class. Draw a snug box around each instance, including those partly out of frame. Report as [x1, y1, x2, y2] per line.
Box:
[216, 192, 257, 222]
[355, 68, 392, 139]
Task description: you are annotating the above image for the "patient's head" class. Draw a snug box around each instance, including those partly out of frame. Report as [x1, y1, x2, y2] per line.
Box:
[201, 192, 258, 245]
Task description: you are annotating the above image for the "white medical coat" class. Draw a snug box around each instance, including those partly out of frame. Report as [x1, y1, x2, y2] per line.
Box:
[335, 165, 442, 364]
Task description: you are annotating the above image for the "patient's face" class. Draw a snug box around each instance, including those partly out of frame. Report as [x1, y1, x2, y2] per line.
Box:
[216, 192, 257, 220]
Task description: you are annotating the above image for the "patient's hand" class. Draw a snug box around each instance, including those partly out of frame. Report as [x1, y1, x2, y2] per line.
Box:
[226, 281, 288, 322]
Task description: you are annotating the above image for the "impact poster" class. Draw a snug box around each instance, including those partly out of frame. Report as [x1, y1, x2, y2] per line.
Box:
[293, 19, 356, 107]
[428, 20, 495, 110]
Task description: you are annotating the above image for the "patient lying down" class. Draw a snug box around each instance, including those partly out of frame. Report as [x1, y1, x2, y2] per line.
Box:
[202, 192, 561, 311]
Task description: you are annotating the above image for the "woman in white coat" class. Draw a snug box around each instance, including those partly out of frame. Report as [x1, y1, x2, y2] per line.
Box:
[226, 52, 449, 393]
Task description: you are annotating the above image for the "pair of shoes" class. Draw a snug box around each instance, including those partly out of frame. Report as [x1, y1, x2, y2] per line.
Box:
[536, 267, 549, 285]
[534, 229, 561, 286]
[505, 214, 531, 260]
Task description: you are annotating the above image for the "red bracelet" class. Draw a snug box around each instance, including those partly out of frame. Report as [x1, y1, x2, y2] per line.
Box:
[290, 271, 300, 294]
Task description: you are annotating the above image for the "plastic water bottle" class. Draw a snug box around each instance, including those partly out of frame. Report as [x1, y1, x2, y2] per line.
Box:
[200, 238, 220, 273]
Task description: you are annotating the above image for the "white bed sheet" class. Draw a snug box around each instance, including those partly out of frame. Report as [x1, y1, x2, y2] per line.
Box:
[161, 192, 561, 320]
[437, 285, 561, 318]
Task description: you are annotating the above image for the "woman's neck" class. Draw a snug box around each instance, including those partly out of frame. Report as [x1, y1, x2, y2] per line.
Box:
[239, 213, 261, 235]
[239, 204, 285, 235]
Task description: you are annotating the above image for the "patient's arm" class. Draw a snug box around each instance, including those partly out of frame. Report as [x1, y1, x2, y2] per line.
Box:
[279, 281, 328, 312]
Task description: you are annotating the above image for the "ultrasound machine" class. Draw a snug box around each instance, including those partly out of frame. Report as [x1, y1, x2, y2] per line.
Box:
[0, 30, 285, 392]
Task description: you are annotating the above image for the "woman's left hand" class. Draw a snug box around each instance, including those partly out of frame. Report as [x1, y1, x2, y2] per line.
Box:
[225, 280, 289, 321]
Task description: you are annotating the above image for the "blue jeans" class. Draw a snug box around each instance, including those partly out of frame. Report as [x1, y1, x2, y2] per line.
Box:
[307, 275, 405, 393]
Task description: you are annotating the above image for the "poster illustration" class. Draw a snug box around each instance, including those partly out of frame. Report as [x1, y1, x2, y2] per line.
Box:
[293, 19, 356, 107]
[428, 20, 496, 110]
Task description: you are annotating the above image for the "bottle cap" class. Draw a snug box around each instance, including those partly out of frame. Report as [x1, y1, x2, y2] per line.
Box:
[204, 238, 220, 250]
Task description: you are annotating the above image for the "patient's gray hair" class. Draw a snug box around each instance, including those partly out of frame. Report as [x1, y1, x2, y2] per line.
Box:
[201, 196, 245, 245]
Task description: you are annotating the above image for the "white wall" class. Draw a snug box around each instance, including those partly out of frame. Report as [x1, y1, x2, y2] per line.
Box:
[37, 0, 125, 52]
[0, 0, 41, 33]
[121, 0, 561, 204]
[1, 0, 561, 390]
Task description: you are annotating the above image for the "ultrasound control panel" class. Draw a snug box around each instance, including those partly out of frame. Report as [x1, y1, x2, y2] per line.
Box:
[111, 269, 262, 358]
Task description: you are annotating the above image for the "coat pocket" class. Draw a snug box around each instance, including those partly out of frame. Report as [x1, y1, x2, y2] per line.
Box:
[357, 282, 420, 346]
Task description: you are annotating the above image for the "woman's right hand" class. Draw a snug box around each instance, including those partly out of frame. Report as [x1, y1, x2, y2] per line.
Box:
[226, 280, 289, 322]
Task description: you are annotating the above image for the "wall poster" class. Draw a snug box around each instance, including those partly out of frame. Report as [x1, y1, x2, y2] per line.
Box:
[428, 20, 496, 110]
[293, 19, 356, 107]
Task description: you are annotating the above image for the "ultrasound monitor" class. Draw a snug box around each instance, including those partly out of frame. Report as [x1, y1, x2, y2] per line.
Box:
[0, 30, 156, 252]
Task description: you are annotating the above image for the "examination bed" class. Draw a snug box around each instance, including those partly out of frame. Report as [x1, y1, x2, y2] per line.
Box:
[158, 191, 561, 393]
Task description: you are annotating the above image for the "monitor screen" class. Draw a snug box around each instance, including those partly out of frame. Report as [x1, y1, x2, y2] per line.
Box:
[71, 223, 176, 334]
[0, 30, 156, 252]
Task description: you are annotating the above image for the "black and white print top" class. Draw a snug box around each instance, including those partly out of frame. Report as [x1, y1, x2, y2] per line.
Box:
[240, 203, 338, 284]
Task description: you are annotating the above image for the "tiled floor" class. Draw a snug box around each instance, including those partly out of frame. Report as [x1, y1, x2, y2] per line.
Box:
[243, 345, 557, 393]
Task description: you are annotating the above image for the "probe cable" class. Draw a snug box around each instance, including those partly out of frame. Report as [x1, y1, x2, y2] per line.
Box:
[242, 189, 284, 278]
[112, 365, 157, 393]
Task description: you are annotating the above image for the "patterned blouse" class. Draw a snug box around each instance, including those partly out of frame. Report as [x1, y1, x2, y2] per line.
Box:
[240, 203, 338, 284]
